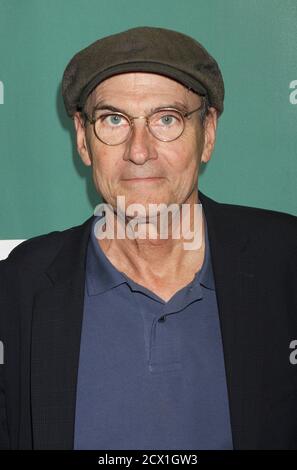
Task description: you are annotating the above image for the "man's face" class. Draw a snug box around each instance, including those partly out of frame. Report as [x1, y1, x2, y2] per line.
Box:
[74, 72, 217, 215]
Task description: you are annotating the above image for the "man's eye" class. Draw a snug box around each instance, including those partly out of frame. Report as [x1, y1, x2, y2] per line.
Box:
[103, 114, 123, 125]
[157, 113, 181, 126]
[160, 115, 175, 125]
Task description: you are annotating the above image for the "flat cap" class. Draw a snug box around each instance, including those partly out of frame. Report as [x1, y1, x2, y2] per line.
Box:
[62, 26, 225, 117]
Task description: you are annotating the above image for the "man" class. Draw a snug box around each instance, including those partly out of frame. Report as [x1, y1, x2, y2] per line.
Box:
[0, 26, 296, 450]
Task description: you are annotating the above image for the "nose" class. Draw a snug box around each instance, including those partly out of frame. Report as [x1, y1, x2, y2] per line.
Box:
[123, 117, 158, 164]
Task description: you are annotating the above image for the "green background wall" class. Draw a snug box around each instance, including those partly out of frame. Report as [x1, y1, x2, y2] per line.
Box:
[0, 0, 296, 239]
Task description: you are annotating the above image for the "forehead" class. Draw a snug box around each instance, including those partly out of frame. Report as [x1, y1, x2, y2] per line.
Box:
[86, 72, 200, 107]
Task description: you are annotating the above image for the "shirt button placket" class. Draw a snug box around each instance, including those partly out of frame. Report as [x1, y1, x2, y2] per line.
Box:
[149, 312, 167, 372]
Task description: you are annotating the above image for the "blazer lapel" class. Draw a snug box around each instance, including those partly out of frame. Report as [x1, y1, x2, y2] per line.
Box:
[31, 215, 94, 449]
[199, 190, 263, 449]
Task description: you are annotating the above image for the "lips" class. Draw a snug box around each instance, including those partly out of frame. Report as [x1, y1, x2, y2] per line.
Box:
[123, 177, 162, 181]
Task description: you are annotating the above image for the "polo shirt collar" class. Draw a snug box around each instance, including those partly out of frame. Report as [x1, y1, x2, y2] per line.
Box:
[86, 203, 215, 296]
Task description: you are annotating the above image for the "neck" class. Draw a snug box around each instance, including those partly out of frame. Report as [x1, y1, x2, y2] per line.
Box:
[97, 189, 205, 281]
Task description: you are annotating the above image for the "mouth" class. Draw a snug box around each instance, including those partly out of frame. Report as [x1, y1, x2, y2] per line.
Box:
[122, 177, 163, 182]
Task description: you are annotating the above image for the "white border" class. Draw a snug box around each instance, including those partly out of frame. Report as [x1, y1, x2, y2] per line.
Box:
[0, 240, 25, 260]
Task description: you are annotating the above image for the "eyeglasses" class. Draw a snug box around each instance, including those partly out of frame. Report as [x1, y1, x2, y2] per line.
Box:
[82, 104, 203, 146]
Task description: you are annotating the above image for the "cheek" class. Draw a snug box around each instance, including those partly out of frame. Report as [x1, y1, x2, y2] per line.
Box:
[168, 135, 201, 173]
[91, 150, 125, 195]
[93, 160, 115, 191]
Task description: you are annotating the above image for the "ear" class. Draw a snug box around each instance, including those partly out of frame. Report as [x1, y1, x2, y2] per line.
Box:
[73, 112, 92, 166]
[201, 107, 218, 164]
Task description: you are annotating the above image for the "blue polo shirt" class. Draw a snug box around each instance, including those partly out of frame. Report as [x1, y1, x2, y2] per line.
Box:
[74, 206, 233, 450]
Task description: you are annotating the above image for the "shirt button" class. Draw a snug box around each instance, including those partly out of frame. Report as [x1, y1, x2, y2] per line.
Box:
[158, 315, 166, 323]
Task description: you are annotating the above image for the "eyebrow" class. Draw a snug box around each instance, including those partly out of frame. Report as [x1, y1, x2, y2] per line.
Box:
[92, 100, 189, 115]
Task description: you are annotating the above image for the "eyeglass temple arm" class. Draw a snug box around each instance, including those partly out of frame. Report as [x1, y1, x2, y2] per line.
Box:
[184, 104, 204, 118]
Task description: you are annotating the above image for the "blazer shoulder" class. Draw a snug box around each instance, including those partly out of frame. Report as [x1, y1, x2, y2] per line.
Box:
[1, 217, 93, 272]
[210, 195, 297, 239]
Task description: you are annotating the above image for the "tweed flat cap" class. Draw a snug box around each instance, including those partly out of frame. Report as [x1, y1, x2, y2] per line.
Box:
[62, 26, 225, 117]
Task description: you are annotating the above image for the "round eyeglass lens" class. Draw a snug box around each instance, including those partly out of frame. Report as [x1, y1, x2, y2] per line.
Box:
[148, 110, 184, 141]
[95, 113, 130, 145]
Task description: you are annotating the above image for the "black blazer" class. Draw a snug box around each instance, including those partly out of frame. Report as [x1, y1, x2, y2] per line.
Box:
[0, 190, 297, 450]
